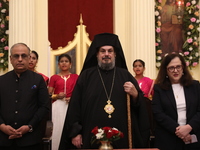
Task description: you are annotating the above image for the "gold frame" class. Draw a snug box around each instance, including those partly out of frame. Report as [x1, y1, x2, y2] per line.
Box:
[50, 14, 91, 75]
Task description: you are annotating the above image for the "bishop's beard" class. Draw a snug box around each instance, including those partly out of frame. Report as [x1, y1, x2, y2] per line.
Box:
[98, 60, 115, 70]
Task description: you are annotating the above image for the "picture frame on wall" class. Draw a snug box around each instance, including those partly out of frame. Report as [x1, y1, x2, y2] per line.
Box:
[155, 0, 200, 68]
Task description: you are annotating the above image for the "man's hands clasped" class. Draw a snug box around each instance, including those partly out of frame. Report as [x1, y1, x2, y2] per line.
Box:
[0, 124, 30, 139]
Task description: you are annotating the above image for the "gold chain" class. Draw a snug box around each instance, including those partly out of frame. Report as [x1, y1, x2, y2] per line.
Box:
[98, 67, 116, 118]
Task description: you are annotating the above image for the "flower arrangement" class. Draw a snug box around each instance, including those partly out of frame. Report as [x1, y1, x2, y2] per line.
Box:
[155, 0, 163, 68]
[0, 0, 9, 70]
[91, 126, 124, 144]
[155, 0, 200, 69]
[182, 0, 199, 68]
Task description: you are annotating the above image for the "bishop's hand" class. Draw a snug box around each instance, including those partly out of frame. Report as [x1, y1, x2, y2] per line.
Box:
[123, 81, 138, 100]
[72, 134, 83, 148]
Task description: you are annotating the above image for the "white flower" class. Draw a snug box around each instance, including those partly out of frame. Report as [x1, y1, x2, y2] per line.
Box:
[156, 62, 161, 67]
[5, 30, 9, 34]
[189, 56, 193, 60]
[157, 39, 160, 42]
[155, 11, 159, 16]
[189, 10, 192, 14]
[96, 132, 104, 139]
[157, 56, 162, 60]
[187, 32, 191, 35]
[189, 47, 193, 51]
[1, 9, 6, 13]
[191, 0, 196, 5]
[197, 27, 200, 32]
[98, 128, 104, 133]
[196, 19, 200, 23]
[195, 53, 199, 57]
[96, 129, 104, 139]
[158, 16, 161, 20]
[0, 59, 4, 63]
[194, 36, 197, 40]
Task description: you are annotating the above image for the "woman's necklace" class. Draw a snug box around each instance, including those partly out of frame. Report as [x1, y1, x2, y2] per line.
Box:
[174, 85, 183, 99]
[98, 67, 116, 118]
[61, 74, 70, 101]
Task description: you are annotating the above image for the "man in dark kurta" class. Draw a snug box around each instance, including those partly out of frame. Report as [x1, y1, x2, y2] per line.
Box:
[59, 33, 149, 149]
[0, 43, 49, 150]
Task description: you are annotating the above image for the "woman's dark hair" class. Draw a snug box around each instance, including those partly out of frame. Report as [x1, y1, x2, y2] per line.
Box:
[155, 53, 193, 90]
[133, 59, 145, 67]
[31, 50, 39, 59]
[58, 53, 71, 63]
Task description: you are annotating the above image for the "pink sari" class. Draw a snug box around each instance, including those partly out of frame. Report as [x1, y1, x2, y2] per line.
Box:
[137, 77, 154, 99]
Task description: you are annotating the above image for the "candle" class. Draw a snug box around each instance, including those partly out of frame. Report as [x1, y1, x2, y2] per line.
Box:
[178, 1, 181, 6]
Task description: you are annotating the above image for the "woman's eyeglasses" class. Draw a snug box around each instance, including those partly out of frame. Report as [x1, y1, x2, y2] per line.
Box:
[167, 65, 183, 72]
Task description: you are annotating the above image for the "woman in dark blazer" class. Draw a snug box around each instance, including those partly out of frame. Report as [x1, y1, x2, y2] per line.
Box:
[152, 53, 200, 150]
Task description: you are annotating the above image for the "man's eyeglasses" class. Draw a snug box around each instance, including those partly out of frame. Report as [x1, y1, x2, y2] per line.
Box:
[167, 65, 183, 72]
[11, 54, 29, 59]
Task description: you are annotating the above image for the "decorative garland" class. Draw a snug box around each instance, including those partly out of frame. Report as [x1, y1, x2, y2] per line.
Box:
[155, 0, 162, 68]
[0, 0, 9, 70]
[155, 0, 200, 69]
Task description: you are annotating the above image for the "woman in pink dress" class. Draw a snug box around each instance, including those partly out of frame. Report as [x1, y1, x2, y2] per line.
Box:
[48, 54, 78, 150]
[28, 50, 49, 84]
[133, 59, 154, 147]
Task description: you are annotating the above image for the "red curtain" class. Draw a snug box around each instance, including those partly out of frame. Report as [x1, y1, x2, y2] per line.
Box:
[48, 0, 113, 49]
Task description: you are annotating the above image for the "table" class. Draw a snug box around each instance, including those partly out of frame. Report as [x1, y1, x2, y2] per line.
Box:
[71, 148, 159, 150]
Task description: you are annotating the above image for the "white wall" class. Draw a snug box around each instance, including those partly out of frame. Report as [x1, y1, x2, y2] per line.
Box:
[114, 0, 157, 79]
[6, 0, 49, 77]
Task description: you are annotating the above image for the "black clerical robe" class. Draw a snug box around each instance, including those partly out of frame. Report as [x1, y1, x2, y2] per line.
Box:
[59, 67, 149, 149]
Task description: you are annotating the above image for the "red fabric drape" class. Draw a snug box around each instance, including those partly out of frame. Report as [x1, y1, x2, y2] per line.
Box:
[48, 0, 113, 49]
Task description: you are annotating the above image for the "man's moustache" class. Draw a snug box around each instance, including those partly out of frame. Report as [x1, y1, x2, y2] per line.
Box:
[102, 57, 111, 60]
